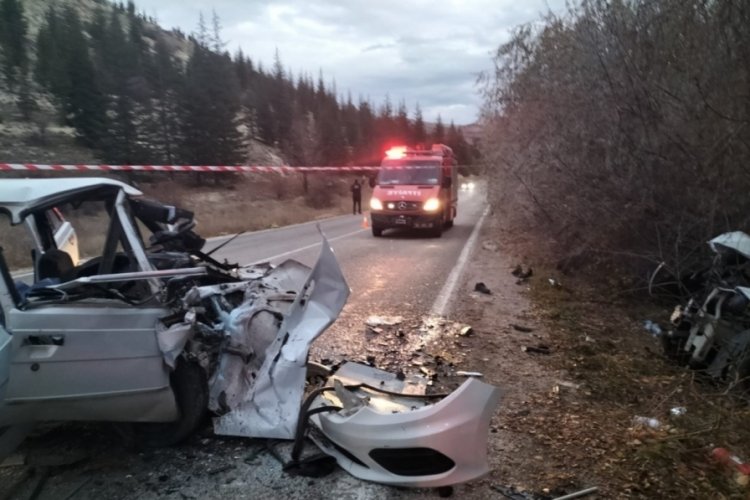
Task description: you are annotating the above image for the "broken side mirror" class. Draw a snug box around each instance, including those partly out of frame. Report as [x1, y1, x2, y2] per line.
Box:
[368, 176, 376, 188]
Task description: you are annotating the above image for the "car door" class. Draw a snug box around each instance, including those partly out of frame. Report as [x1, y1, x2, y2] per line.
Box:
[2, 302, 178, 424]
[0, 193, 177, 425]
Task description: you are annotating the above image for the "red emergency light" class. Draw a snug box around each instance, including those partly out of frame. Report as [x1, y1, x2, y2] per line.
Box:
[384, 146, 407, 159]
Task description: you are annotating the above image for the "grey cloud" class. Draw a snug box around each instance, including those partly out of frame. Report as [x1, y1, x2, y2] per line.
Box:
[136, 0, 568, 124]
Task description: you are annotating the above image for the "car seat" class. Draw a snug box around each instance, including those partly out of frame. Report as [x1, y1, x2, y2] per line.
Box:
[37, 249, 75, 282]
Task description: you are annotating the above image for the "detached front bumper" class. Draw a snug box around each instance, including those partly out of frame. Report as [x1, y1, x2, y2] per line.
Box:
[371, 212, 441, 229]
[308, 362, 502, 488]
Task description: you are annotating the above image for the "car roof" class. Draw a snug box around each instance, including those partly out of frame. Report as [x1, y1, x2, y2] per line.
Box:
[0, 177, 142, 224]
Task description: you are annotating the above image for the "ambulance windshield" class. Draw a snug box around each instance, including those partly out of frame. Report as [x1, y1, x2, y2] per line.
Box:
[378, 160, 441, 185]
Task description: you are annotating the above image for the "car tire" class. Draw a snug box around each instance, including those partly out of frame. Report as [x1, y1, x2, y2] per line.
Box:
[444, 218, 454, 229]
[430, 224, 443, 238]
[372, 226, 383, 237]
[119, 359, 208, 448]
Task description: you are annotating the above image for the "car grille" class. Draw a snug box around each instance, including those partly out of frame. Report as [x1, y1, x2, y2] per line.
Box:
[385, 201, 420, 211]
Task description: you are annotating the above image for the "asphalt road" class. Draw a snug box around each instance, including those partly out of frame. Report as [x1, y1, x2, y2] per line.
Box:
[204, 185, 488, 365]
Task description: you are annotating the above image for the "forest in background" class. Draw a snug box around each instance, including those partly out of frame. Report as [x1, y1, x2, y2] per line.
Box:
[0, 0, 476, 167]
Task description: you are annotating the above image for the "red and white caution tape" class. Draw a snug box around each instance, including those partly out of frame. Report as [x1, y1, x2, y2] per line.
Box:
[0, 163, 382, 173]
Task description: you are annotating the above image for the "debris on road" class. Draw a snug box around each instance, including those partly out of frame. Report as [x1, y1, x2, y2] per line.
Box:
[548, 278, 561, 288]
[483, 241, 499, 252]
[511, 265, 533, 279]
[710, 447, 750, 485]
[511, 324, 534, 333]
[552, 486, 599, 500]
[458, 325, 474, 336]
[455, 371, 483, 377]
[632, 416, 661, 429]
[366, 315, 404, 327]
[669, 406, 687, 418]
[642, 320, 662, 337]
[304, 362, 501, 488]
[490, 484, 549, 500]
[522, 344, 551, 355]
[474, 282, 492, 295]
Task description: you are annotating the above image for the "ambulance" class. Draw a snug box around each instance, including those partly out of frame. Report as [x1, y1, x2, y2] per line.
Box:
[369, 144, 458, 237]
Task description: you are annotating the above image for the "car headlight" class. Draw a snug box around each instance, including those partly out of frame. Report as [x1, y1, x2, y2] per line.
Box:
[461, 183, 468, 190]
[423, 198, 440, 212]
[468, 182, 475, 190]
[370, 198, 383, 210]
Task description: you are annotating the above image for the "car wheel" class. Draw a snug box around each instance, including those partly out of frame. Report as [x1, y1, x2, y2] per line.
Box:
[372, 226, 383, 237]
[444, 218, 454, 229]
[430, 224, 443, 238]
[119, 359, 208, 448]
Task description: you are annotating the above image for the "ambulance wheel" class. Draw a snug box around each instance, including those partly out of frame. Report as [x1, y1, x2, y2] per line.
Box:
[372, 226, 383, 237]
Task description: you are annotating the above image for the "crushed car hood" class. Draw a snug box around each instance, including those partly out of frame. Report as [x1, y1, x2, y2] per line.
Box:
[157, 235, 350, 440]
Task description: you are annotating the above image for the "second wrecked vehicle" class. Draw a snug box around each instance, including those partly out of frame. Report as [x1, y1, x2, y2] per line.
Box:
[662, 231, 750, 392]
[0, 177, 500, 488]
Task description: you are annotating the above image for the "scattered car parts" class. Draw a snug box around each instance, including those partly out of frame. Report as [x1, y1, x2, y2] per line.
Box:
[304, 361, 501, 487]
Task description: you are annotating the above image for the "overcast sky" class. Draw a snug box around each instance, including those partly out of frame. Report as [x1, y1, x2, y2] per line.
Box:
[134, 1, 566, 125]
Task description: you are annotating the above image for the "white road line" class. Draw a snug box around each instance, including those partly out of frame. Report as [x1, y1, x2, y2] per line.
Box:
[248, 227, 366, 265]
[430, 206, 490, 317]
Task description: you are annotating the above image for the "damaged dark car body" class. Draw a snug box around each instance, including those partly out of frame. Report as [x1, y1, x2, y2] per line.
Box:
[662, 231, 750, 393]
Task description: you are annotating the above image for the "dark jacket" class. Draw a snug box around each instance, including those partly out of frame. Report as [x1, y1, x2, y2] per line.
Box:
[350, 181, 362, 200]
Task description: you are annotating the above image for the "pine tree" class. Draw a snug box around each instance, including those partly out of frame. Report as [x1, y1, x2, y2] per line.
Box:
[61, 7, 106, 147]
[179, 42, 244, 165]
[446, 121, 468, 164]
[356, 97, 376, 162]
[35, 8, 68, 98]
[0, 0, 27, 88]
[412, 103, 426, 145]
[433, 114, 445, 144]
[395, 100, 410, 141]
[146, 35, 182, 163]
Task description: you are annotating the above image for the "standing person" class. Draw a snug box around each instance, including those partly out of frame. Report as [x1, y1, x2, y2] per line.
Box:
[351, 179, 362, 214]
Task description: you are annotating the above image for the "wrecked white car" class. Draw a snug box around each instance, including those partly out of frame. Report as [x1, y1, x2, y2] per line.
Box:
[0, 177, 500, 489]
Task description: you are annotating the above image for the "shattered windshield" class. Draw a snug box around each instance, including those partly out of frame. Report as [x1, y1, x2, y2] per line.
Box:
[377, 160, 441, 186]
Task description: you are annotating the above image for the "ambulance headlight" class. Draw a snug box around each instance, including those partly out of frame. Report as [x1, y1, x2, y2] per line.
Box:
[423, 198, 440, 212]
[370, 198, 383, 210]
